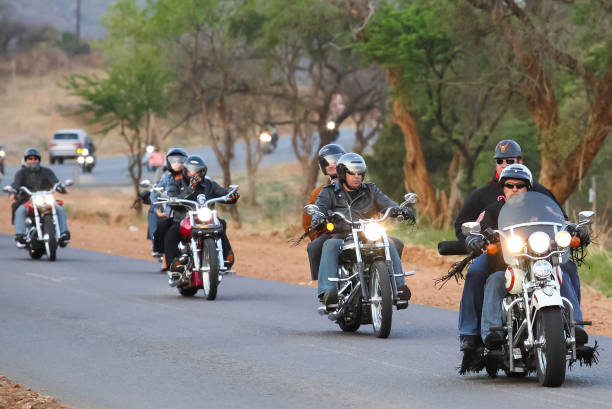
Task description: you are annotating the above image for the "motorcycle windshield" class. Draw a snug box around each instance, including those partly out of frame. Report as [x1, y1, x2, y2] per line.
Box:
[498, 191, 567, 265]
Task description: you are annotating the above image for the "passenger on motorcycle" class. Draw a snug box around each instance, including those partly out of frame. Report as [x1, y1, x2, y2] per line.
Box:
[313, 153, 413, 306]
[150, 147, 188, 271]
[455, 140, 585, 352]
[164, 155, 239, 276]
[10, 148, 70, 247]
[465, 164, 590, 349]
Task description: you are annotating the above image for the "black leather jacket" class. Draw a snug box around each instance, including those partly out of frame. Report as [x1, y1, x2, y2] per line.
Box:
[11, 166, 60, 205]
[313, 180, 397, 235]
[170, 177, 233, 221]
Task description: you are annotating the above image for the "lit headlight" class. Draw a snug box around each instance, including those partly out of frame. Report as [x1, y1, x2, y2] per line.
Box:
[528, 231, 550, 254]
[196, 208, 213, 223]
[85, 156, 94, 164]
[82, 148, 89, 156]
[364, 223, 385, 241]
[532, 260, 553, 280]
[506, 235, 524, 254]
[0, 150, 5, 157]
[44, 194, 55, 205]
[555, 231, 571, 248]
[32, 195, 45, 206]
[259, 132, 271, 142]
[77, 156, 85, 164]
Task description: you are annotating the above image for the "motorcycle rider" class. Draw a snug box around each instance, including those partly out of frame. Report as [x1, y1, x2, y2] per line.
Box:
[150, 147, 188, 271]
[164, 155, 240, 277]
[464, 164, 591, 348]
[10, 148, 70, 247]
[313, 153, 413, 306]
[454, 140, 586, 352]
[303, 144, 345, 281]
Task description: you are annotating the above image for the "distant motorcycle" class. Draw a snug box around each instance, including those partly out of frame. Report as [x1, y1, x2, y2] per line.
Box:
[76, 147, 95, 173]
[303, 193, 417, 338]
[3, 180, 72, 261]
[144, 180, 239, 300]
[259, 130, 278, 154]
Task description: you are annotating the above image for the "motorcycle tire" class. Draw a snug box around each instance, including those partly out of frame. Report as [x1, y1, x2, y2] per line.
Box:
[179, 287, 198, 297]
[43, 215, 57, 262]
[370, 260, 393, 338]
[534, 307, 566, 387]
[338, 298, 362, 333]
[201, 238, 219, 300]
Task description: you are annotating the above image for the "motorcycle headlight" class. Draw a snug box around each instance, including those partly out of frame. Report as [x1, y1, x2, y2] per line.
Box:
[533, 260, 553, 280]
[77, 156, 85, 164]
[555, 231, 571, 248]
[196, 208, 213, 223]
[85, 156, 94, 164]
[364, 223, 385, 241]
[506, 235, 525, 254]
[44, 194, 55, 205]
[0, 150, 5, 157]
[82, 148, 89, 156]
[259, 132, 271, 142]
[32, 195, 45, 207]
[528, 231, 550, 254]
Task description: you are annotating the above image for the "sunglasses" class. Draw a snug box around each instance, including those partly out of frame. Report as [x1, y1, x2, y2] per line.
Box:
[26, 156, 39, 161]
[503, 183, 527, 190]
[346, 170, 365, 176]
[167, 156, 186, 165]
[496, 158, 516, 165]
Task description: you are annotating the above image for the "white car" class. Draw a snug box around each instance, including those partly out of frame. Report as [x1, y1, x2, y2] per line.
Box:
[49, 129, 94, 164]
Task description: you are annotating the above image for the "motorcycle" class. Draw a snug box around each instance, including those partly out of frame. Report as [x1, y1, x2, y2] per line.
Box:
[461, 191, 594, 386]
[3, 180, 72, 261]
[303, 193, 417, 338]
[259, 130, 278, 154]
[76, 147, 95, 173]
[149, 182, 239, 300]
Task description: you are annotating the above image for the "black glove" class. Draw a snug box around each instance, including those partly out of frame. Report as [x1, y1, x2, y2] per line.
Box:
[465, 234, 486, 255]
[225, 191, 240, 204]
[390, 207, 416, 223]
[311, 217, 325, 230]
[56, 184, 67, 194]
[568, 224, 590, 246]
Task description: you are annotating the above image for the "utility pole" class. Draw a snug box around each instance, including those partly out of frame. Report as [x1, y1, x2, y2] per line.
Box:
[76, 0, 81, 41]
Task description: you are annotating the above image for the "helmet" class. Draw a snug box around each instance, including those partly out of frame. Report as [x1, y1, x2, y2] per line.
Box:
[498, 164, 532, 189]
[165, 147, 188, 172]
[24, 148, 41, 161]
[183, 155, 208, 178]
[318, 143, 345, 175]
[494, 140, 522, 159]
[336, 153, 367, 184]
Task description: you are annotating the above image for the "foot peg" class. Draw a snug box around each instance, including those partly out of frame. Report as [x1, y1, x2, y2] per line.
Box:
[575, 320, 592, 326]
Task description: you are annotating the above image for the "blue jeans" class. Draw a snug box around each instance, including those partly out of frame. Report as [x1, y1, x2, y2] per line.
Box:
[317, 238, 405, 296]
[14, 204, 68, 235]
[147, 206, 158, 241]
[481, 262, 584, 341]
[460, 256, 583, 337]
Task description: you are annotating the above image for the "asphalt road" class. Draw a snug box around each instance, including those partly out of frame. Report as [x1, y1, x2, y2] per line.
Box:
[1, 130, 358, 188]
[1, 234, 611, 409]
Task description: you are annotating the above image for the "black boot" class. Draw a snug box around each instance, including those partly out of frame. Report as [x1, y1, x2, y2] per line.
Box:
[59, 231, 71, 247]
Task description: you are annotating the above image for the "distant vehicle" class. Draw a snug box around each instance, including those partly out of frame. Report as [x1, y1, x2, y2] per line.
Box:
[49, 129, 95, 164]
[144, 145, 164, 171]
[0, 145, 5, 176]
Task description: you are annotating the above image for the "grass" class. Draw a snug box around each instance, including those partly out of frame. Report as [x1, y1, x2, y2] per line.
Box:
[578, 249, 612, 297]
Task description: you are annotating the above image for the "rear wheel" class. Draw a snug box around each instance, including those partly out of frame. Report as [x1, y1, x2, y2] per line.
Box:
[43, 215, 57, 261]
[535, 307, 566, 387]
[201, 238, 219, 300]
[370, 261, 393, 338]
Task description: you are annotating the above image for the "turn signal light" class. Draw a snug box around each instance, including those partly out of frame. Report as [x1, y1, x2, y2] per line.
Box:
[570, 236, 581, 248]
[326, 223, 334, 232]
[486, 243, 498, 255]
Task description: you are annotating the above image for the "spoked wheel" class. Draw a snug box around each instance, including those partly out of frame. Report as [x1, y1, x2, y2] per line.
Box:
[200, 238, 219, 300]
[370, 260, 393, 338]
[535, 307, 567, 387]
[338, 298, 362, 333]
[43, 215, 57, 261]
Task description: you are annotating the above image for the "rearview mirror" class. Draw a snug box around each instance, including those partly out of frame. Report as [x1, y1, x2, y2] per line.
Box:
[461, 221, 481, 236]
[139, 179, 152, 189]
[3, 185, 12, 192]
[64, 179, 73, 187]
[578, 210, 595, 224]
[197, 194, 207, 205]
[404, 193, 418, 204]
[303, 204, 320, 215]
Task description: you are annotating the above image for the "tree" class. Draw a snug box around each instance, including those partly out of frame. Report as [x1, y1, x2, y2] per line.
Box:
[466, 0, 612, 203]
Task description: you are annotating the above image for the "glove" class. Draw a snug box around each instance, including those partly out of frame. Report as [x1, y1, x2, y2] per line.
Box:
[390, 207, 416, 223]
[311, 217, 325, 230]
[56, 184, 67, 194]
[465, 234, 486, 255]
[568, 224, 590, 246]
[189, 175, 202, 188]
[225, 191, 240, 204]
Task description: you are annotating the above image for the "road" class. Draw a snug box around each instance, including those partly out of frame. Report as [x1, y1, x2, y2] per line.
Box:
[1, 130, 358, 188]
[1, 234, 610, 409]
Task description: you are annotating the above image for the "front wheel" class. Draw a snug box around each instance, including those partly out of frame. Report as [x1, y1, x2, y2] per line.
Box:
[200, 238, 219, 300]
[43, 215, 57, 261]
[338, 298, 362, 333]
[370, 260, 393, 338]
[534, 307, 567, 387]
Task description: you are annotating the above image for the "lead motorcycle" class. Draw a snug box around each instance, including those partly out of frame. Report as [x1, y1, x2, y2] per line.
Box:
[146, 181, 239, 300]
[303, 193, 417, 338]
[460, 191, 596, 386]
[76, 147, 95, 173]
[3, 180, 72, 261]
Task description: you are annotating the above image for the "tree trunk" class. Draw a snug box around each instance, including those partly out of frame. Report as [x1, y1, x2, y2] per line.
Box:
[388, 68, 447, 228]
[446, 151, 464, 225]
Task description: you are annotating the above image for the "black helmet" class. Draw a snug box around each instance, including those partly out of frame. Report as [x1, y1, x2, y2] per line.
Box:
[165, 147, 188, 172]
[24, 148, 41, 161]
[336, 153, 367, 184]
[498, 164, 532, 189]
[494, 140, 522, 159]
[318, 144, 345, 175]
[183, 155, 208, 178]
